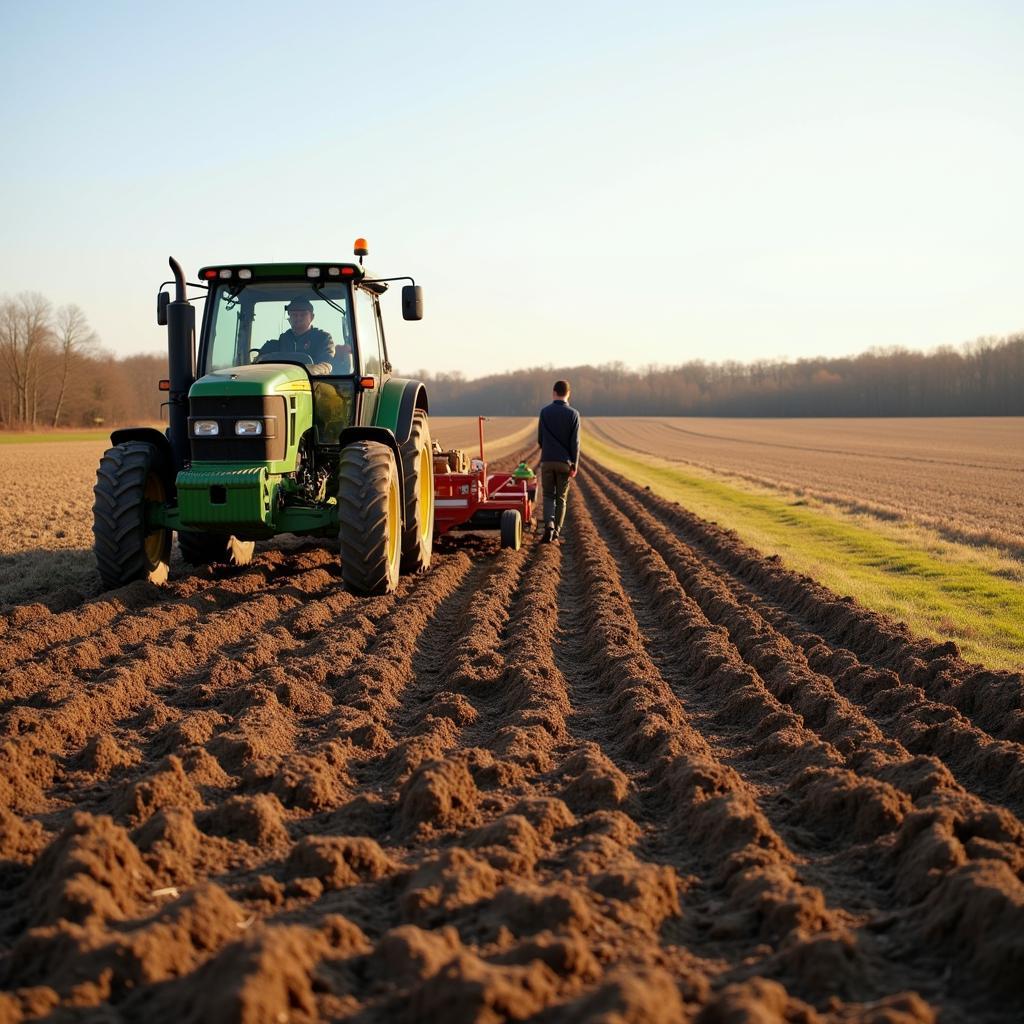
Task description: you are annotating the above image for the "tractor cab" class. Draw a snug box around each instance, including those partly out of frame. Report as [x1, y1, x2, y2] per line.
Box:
[196, 266, 391, 445]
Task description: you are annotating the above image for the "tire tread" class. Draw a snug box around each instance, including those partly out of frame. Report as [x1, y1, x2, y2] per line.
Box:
[337, 441, 400, 595]
[92, 442, 170, 588]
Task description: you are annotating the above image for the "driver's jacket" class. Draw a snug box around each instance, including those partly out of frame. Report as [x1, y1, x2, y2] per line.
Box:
[261, 328, 334, 374]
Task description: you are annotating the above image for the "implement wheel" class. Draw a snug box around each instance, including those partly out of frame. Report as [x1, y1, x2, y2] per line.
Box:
[399, 409, 434, 575]
[338, 440, 402, 596]
[92, 441, 171, 589]
[178, 531, 255, 568]
[500, 509, 522, 550]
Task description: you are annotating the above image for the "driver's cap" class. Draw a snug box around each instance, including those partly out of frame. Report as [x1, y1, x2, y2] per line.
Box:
[285, 297, 314, 312]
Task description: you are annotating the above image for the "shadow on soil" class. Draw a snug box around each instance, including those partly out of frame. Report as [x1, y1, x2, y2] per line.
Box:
[0, 548, 100, 613]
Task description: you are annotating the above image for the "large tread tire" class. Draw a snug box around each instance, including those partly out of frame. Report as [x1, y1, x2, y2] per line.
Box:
[92, 442, 171, 589]
[338, 441, 402, 596]
[398, 409, 434, 575]
[500, 508, 522, 550]
[178, 531, 255, 568]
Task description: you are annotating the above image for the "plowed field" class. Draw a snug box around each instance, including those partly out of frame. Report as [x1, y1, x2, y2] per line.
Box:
[589, 417, 1024, 556]
[2, 440, 1024, 1023]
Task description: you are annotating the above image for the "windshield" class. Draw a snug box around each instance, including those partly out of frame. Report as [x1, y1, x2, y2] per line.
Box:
[203, 281, 354, 375]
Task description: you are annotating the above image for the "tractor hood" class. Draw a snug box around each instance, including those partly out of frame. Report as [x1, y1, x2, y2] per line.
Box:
[189, 362, 312, 399]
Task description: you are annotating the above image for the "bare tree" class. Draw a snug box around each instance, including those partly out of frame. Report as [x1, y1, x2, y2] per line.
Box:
[51, 304, 98, 427]
[0, 293, 54, 427]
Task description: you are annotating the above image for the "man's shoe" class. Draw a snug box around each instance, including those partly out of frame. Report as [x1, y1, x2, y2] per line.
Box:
[551, 528, 560, 543]
[542, 520, 554, 544]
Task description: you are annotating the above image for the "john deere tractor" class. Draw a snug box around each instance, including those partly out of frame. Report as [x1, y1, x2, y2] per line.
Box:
[92, 241, 434, 596]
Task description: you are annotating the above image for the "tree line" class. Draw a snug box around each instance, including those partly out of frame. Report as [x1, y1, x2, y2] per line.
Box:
[411, 333, 1024, 417]
[0, 294, 165, 428]
[1, 289, 1020, 429]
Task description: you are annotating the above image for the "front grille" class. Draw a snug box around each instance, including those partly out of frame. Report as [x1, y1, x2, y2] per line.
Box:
[189, 395, 288, 462]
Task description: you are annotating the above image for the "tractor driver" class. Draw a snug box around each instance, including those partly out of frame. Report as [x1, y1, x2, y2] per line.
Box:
[260, 297, 353, 440]
[260, 297, 340, 375]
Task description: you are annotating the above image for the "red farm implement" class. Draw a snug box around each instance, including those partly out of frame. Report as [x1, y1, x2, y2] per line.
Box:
[433, 417, 537, 550]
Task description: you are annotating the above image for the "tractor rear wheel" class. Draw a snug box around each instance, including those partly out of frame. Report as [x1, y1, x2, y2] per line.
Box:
[337, 440, 402, 595]
[399, 409, 434, 574]
[92, 441, 172, 588]
[178, 531, 255, 568]
[500, 509, 523, 550]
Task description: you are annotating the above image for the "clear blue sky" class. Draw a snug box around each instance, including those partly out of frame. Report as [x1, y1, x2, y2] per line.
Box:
[0, 0, 1021, 376]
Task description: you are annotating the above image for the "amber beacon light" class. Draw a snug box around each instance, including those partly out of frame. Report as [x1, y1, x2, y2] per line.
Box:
[353, 238, 369, 257]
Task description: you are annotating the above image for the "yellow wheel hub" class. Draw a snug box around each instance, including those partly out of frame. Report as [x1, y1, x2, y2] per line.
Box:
[143, 472, 166, 566]
[386, 472, 401, 572]
[418, 442, 434, 544]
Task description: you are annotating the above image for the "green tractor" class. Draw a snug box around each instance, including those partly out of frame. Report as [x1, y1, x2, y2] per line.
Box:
[92, 241, 434, 596]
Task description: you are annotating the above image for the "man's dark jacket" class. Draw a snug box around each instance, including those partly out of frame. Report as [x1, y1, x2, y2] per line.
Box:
[262, 327, 334, 368]
[537, 399, 581, 468]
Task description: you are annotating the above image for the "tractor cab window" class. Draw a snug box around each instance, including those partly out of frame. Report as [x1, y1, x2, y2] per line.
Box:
[203, 281, 355, 376]
[353, 287, 383, 377]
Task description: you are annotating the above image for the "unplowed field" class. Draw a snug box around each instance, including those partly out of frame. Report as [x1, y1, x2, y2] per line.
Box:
[589, 417, 1024, 556]
[2, 438, 1024, 1023]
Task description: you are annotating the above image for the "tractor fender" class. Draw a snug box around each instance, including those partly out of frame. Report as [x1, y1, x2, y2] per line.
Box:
[337, 426, 407, 523]
[375, 379, 428, 445]
[109, 428, 176, 491]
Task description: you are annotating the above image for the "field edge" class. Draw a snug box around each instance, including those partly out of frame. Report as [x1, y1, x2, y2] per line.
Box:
[587, 435, 1024, 671]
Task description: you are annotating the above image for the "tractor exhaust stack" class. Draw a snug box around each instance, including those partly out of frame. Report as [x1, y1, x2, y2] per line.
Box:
[166, 257, 195, 473]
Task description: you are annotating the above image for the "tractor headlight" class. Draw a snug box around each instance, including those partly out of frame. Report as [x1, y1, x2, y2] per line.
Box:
[193, 420, 219, 436]
[234, 419, 263, 436]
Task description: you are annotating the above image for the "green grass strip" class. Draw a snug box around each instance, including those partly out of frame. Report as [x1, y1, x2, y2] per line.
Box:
[0, 430, 110, 445]
[588, 436, 1024, 671]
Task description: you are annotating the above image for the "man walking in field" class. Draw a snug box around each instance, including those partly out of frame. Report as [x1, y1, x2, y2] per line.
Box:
[537, 379, 581, 544]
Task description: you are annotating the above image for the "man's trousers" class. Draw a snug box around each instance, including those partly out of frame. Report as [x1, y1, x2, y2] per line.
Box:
[540, 461, 572, 531]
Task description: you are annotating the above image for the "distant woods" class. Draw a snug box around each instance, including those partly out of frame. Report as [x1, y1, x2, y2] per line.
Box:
[1, 289, 1021, 429]
[415, 333, 1024, 417]
[0, 293, 164, 428]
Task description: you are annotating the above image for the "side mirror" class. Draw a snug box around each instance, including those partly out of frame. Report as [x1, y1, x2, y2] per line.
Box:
[402, 284, 423, 321]
[157, 291, 170, 326]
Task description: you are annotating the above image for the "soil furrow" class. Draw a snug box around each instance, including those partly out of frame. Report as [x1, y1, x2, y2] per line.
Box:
[587, 461, 1024, 820]
[0, 544, 340, 678]
[577, 471, 1016, 1017]
[580, 463, 1024, 1016]
[558, 484, 922, 1017]
[0, 583, 358, 831]
[595, 459, 1024, 744]
[1, 445, 1021, 1023]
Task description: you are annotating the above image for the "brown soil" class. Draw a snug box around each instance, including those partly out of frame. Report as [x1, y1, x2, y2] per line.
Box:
[1, 445, 1022, 1022]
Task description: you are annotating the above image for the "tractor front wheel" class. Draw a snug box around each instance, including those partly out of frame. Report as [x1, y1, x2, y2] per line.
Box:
[178, 531, 255, 568]
[337, 441, 402, 596]
[398, 409, 434, 575]
[92, 442, 171, 589]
